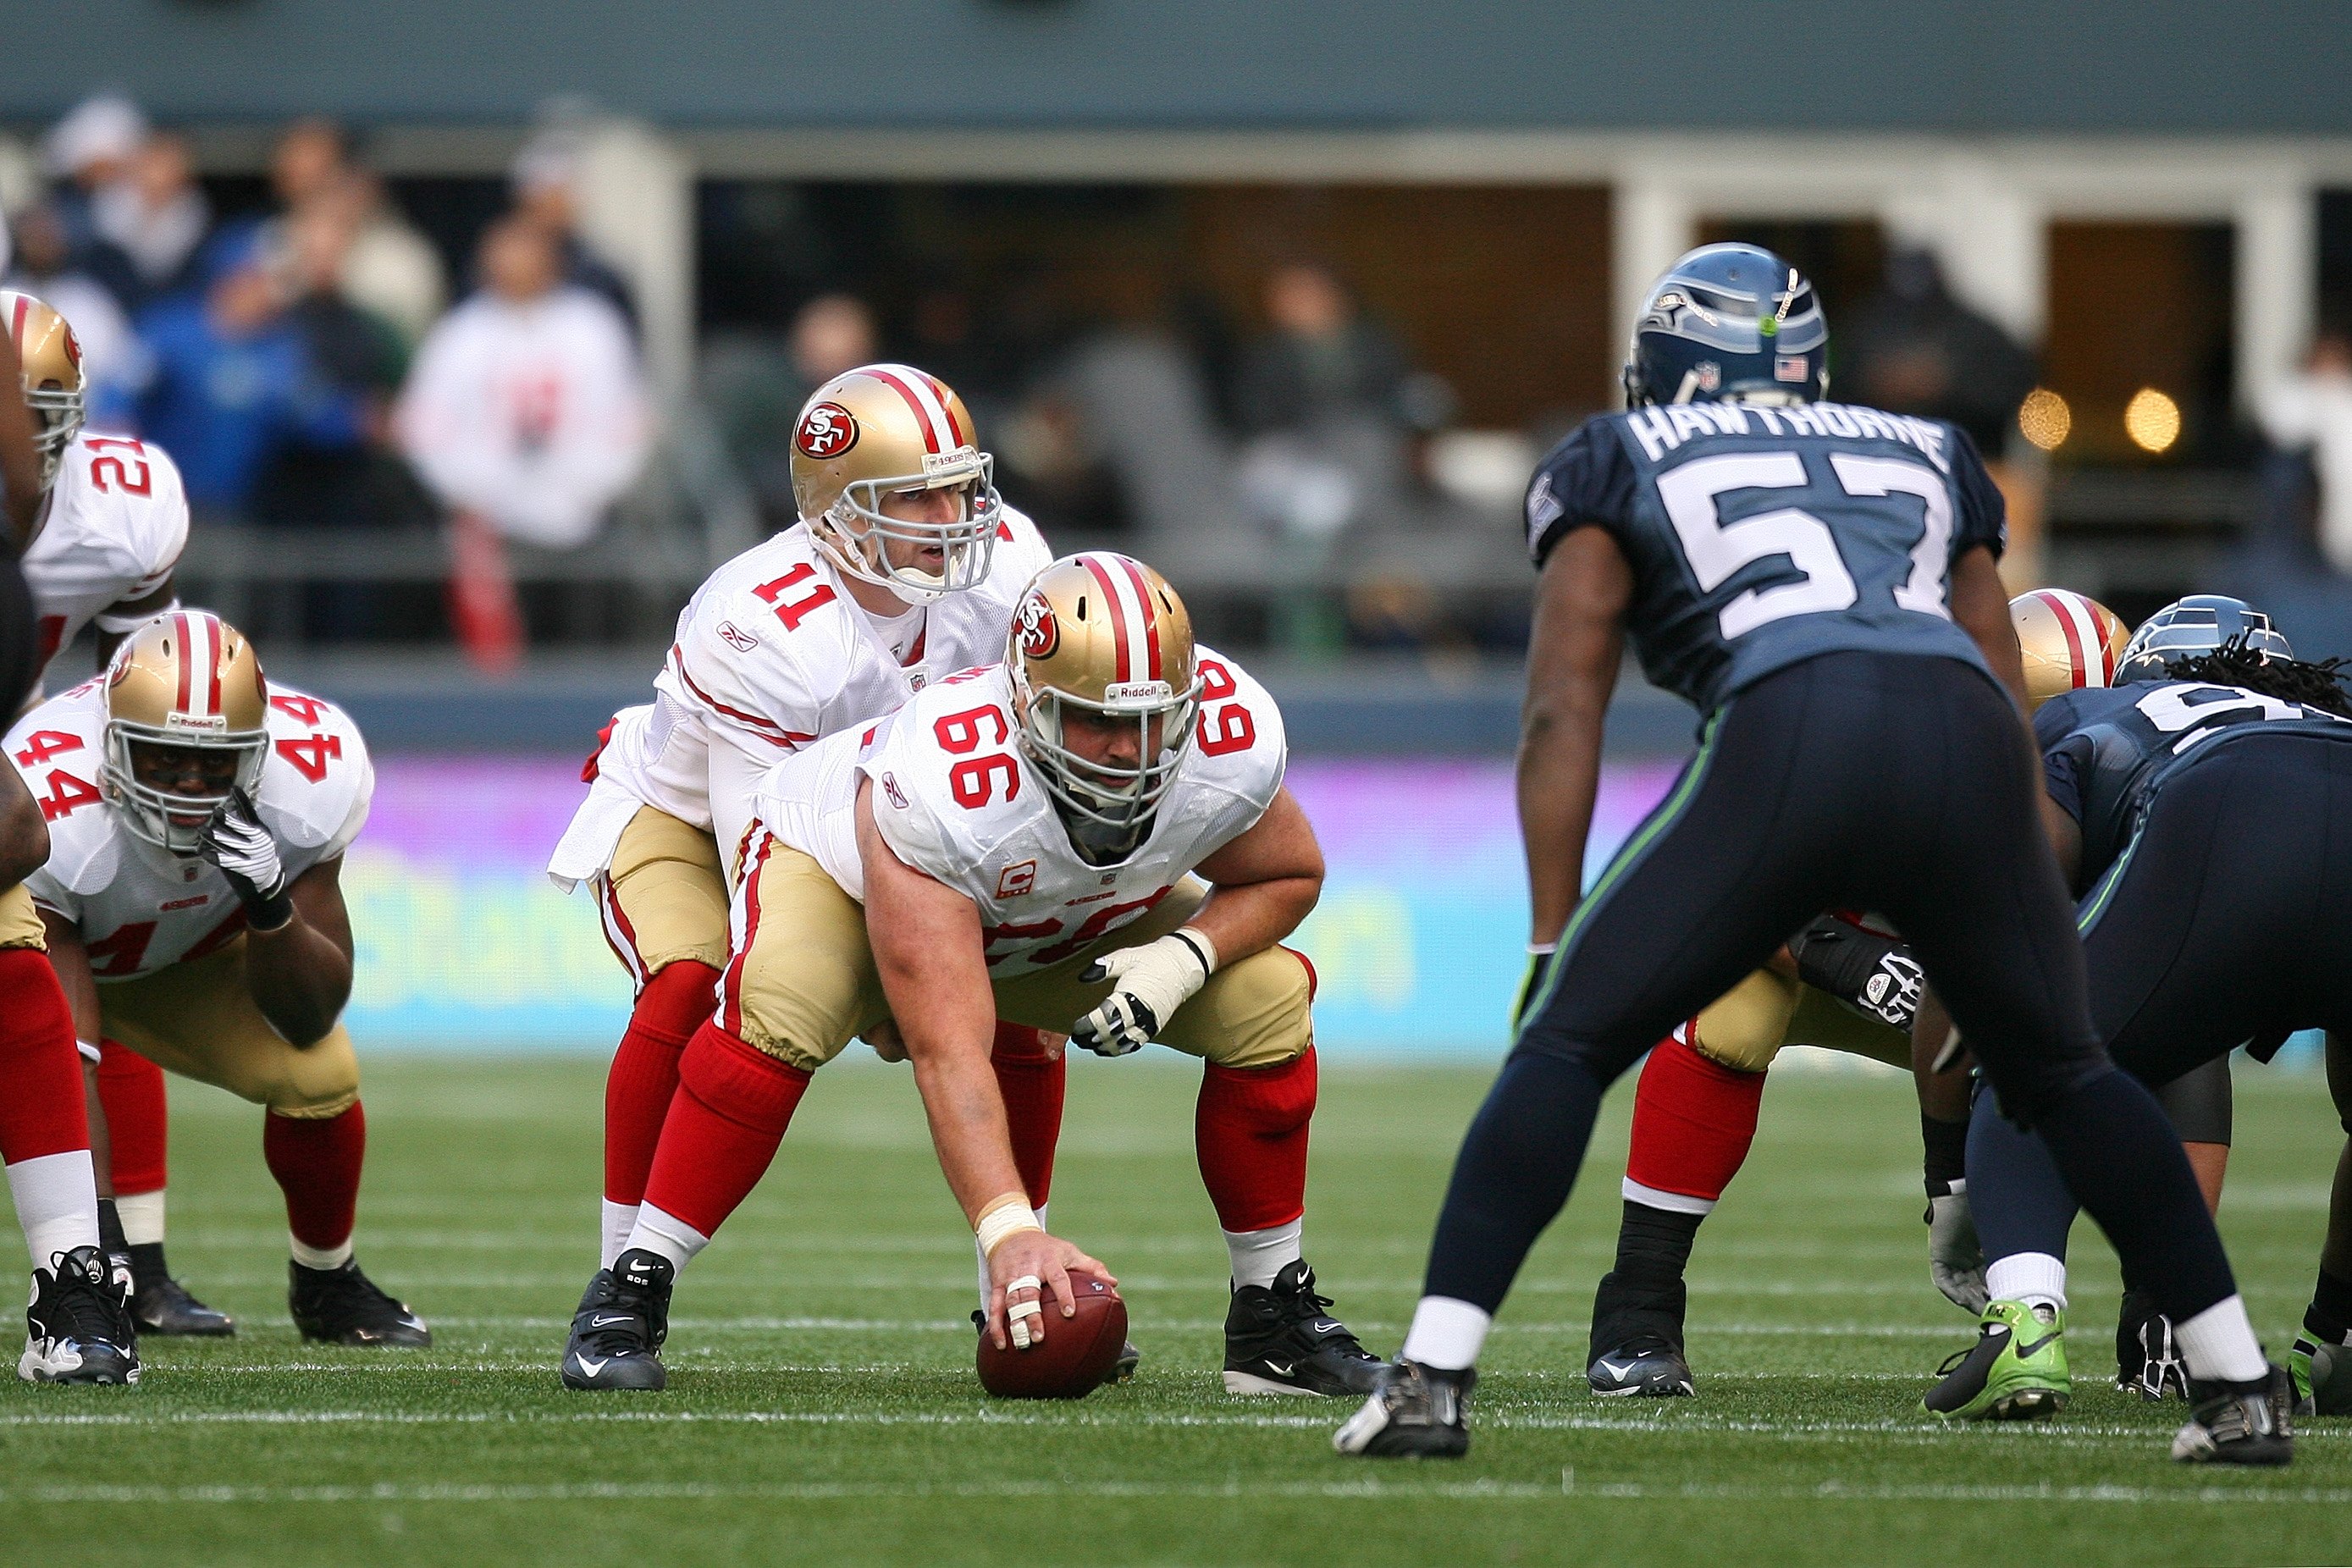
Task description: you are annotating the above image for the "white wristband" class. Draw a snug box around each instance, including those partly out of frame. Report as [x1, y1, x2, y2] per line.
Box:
[974, 1195, 1042, 1258]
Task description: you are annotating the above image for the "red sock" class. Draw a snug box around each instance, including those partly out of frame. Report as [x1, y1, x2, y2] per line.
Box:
[604, 960, 718, 1206]
[640, 1021, 812, 1239]
[991, 1023, 1065, 1206]
[97, 1039, 168, 1195]
[1623, 1031, 1768, 1209]
[0, 948, 89, 1163]
[1195, 1046, 1317, 1233]
[264, 1102, 367, 1253]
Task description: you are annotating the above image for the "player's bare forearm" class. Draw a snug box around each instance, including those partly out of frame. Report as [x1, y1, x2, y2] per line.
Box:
[0, 765, 49, 889]
[243, 863, 353, 1047]
[41, 911, 102, 1046]
[1950, 545, 2033, 728]
[1518, 528, 1630, 946]
[0, 334, 40, 547]
[1184, 787, 1322, 964]
[1909, 988, 1971, 1117]
[858, 784, 1027, 1222]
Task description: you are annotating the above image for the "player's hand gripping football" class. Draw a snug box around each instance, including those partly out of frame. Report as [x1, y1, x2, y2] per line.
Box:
[1071, 930, 1216, 1057]
[198, 788, 292, 931]
[986, 1228, 1115, 1352]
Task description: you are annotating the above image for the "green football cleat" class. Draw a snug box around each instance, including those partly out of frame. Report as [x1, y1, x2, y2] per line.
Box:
[1924, 1300, 2070, 1421]
[2288, 1329, 2352, 1417]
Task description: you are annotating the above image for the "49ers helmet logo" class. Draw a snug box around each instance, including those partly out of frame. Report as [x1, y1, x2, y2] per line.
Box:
[795, 401, 859, 460]
[1015, 590, 1059, 660]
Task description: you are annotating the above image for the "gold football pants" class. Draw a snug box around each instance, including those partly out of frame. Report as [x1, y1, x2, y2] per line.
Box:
[721, 840, 1312, 1073]
[1683, 966, 1910, 1073]
[0, 882, 47, 951]
[596, 806, 732, 986]
[99, 938, 358, 1118]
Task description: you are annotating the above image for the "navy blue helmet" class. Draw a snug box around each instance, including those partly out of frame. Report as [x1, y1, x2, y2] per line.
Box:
[1622, 243, 1830, 409]
[2115, 594, 2294, 682]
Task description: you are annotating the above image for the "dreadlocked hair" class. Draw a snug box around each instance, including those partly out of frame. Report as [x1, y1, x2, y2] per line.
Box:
[2163, 633, 2352, 718]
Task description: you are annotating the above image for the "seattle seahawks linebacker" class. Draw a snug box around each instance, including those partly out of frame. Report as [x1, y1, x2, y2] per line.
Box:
[1334, 244, 2285, 1466]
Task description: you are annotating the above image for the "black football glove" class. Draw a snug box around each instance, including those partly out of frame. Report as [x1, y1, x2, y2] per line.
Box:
[1786, 915, 1924, 1032]
[197, 788, 292, 931]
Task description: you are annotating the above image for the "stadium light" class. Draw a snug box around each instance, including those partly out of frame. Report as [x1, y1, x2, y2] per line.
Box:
[2018, 388, 2071, 451]
[2124, 387, 2182, 454]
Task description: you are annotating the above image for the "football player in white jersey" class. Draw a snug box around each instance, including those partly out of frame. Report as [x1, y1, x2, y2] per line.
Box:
[3, 290, 219, 1339]
[16, 611, 428, 1347]
[0, 303, 137, 1383]
[546, 367, 1068, 1320]
[566, 553, 1385, 1398]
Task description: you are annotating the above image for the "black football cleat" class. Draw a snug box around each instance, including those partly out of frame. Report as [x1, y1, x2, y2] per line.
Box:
[19, 1247, 141, 1385]
[130, 1244, 234, 1338]
[289, 1258, 430, 1347]
[1112, 1339, 1141, 1384]
[1222, 1259, 1386, 1396]
[2173, 1365, 2294, 1466]
[561, 1249, 671, 1392]
[1333, 1360, 1474, 1458]
[1587, 1333, 1695, 1398]
[2115, 1287, 2187, 1400]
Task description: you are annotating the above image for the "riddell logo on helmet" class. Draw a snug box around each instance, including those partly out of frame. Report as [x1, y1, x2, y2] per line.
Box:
[1016, 593, 1058, 660]
[796, 402, 859, 459]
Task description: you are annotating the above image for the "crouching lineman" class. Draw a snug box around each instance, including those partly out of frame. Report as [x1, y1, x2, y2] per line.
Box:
[564, 553, 1384, 1397]
[546, 364, 1058, 1295]
[0, 304, 139, 1383]
[1578, 588, 2143, 1398]
[3, 289, 222, 1339]
[13, 611, 428, 1346]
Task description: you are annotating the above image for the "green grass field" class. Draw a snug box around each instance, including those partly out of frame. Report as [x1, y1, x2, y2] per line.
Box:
[7, 1053, 2351, 1567]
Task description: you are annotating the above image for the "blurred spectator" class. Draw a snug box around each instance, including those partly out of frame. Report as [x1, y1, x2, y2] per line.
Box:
[396, 216, 648, 550]
[135, 231, 370, 512]
[1838, 250, 2037, 452]
[38, 95, 148, 309]
[2255, 330, 2352, 577]
[264, 119, 446, 348]
[699, 291, 875, 525]
[92, 133, 211, 305]
[4, 202, 154, 431]
[1233, 262, 1425, 438]
[510, 129, 638, 334]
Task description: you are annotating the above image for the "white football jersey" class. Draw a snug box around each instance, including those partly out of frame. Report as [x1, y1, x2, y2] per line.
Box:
[14, 680, 372, 980]
[549, 508, 1052, 886]
[760, 649, 1284, 977]
[21, 432, 188, 679]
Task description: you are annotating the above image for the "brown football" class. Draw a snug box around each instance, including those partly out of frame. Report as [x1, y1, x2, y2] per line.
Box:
[976, 1270, 1127, 1399]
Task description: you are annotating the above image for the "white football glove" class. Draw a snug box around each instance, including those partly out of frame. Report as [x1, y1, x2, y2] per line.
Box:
[197, 788, 291, 930]
[1070, 930, 1216, 1057]
[1925, 1186, 1989, 1313]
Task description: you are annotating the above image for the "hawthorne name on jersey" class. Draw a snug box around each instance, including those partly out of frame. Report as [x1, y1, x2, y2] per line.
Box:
[1616, 400, 1952, 469]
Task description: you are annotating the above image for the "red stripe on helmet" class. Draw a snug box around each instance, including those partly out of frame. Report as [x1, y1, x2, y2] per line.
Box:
[1079, 554, 1131, 683]
[1116, 555, 1162, 682]
[205, 619, 224, 717]
[8, 295, 25, 349]
[172, 612, 193, 714]
[2097, 610, 2117, 683]
[920, 371, 967, 446]
[2031, 590, 2089, 688]
[864, 367, 942, 455]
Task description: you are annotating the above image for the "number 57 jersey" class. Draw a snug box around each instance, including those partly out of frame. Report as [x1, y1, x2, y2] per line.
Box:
[9, 682, 371, 980]
[759, 649, 1284, 977]
[1525, 402, 2011, 715]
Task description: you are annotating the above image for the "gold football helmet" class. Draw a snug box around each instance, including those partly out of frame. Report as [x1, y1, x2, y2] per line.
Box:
[2, 290, 86, 493]
[2009, 588, 2130, 710]
[1008, 553, 1202, 864]
[789, 362, 1002, 605]
[101, 610, 270, 855]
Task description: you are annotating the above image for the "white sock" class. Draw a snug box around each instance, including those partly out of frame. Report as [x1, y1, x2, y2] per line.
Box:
[1985, 1251, 2068, 1314]
[2176, 1294, 2269, 1383]
[1621, 1178, 1714, 1216]
[1223, 1217, 1303, 1290]
[290, 1234, 353, 1272]
[974, 1201, 1046, 1310]
[625, 1204, 709, 1273]
[5, 1151, 99, 1267]
[1399, 1295, 1492, 1372]
[601, 1200, 639, 1271]
[116, 1189, 166, 1248]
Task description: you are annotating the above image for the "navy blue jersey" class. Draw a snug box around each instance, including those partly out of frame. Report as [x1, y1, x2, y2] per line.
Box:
[1524, 401, 2007, 714]
[2037, 680, 2352, 883]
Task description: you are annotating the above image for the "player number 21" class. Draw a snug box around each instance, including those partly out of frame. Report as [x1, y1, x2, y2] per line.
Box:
[1657, 450, 1953, 639]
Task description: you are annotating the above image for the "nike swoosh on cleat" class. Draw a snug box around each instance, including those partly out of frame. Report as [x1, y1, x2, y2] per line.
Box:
[1593, 1357, 1632, 1380]
[2013, 1333, 2059, 1359]
[589, 1315, 632, 1328]
[571, 1354, 609, 1378]
[1264, 1361, 1294, 1378]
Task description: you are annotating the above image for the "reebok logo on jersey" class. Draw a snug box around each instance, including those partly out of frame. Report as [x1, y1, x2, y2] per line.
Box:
[719, 621, 759, 653]
[882, 773, 908, 810]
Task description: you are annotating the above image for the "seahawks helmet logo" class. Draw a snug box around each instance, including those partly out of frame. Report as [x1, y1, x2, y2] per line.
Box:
[1016, 591, 1059, 660]
[795, 401, 859, 459]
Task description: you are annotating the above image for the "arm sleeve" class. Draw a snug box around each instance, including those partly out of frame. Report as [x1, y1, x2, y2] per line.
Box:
[2034, 693, 2091, 825]
[1524, 422, 1628, 571]
[1947, 427, 2009, 559]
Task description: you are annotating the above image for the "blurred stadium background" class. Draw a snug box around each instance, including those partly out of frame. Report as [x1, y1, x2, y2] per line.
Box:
[13, 3, 2352, 1053]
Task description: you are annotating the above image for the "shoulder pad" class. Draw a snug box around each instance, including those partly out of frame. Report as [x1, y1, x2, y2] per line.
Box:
[257, 687, 373, 853]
